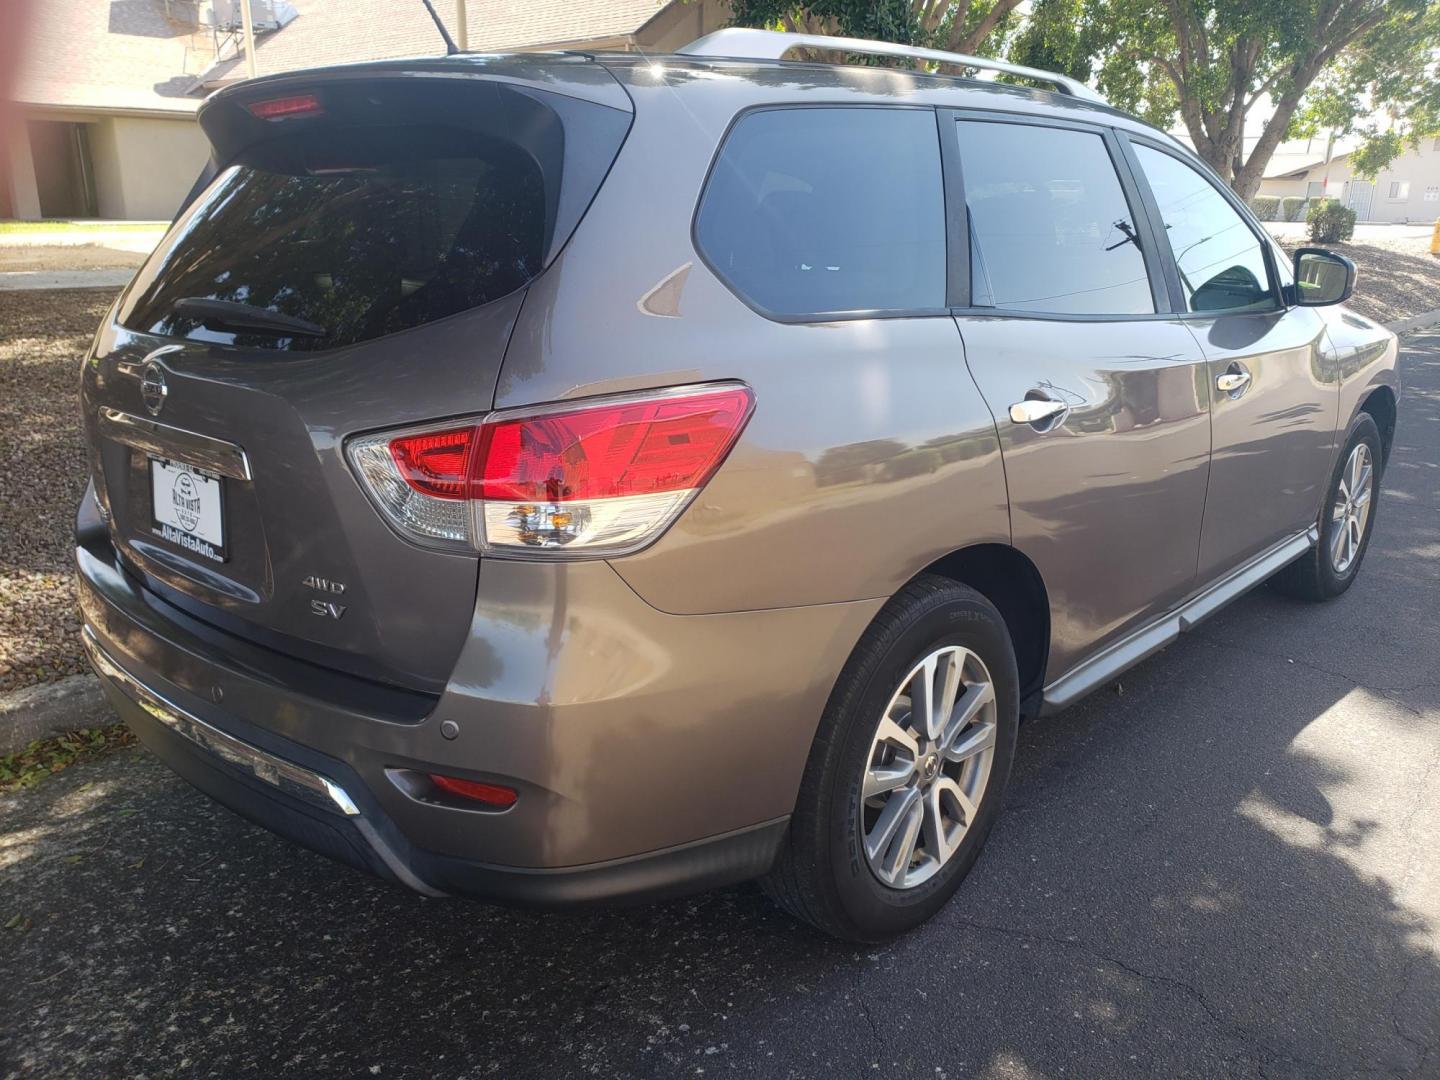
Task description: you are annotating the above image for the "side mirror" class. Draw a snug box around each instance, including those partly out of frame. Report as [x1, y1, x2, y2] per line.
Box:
[1292, 248, 1356, 306]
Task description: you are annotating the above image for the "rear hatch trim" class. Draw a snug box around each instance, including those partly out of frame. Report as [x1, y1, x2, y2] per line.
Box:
[98, 408, 251, 481]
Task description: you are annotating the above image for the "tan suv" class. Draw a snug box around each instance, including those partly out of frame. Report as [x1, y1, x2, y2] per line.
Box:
[77, 29, 1399, 941]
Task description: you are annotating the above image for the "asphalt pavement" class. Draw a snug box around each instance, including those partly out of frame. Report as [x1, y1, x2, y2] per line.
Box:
[4, 333, 1439, 1079]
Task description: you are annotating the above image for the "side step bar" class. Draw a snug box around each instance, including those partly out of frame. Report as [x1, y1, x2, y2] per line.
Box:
[1041, 526, 1319, 712]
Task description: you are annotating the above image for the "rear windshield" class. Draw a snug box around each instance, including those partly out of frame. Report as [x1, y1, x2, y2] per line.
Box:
[119, 82, 629, 352]
[121, 127, 542, 351]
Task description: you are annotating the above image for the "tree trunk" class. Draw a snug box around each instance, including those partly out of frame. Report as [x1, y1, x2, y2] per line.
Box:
[1231, 86, 1307, 201]
[947, 0, 1024, 54]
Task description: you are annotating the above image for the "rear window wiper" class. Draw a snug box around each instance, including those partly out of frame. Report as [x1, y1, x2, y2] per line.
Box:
[172, 297, 327, 339]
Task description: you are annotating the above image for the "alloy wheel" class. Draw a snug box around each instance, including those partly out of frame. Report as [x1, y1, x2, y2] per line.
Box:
[859, 645, 998, 890]
[1330, 442, 1374, 574]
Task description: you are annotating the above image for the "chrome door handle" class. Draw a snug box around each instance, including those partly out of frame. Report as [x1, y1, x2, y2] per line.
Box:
[1009, 398, 1069, 425]
[1216, 371, 1252, 393]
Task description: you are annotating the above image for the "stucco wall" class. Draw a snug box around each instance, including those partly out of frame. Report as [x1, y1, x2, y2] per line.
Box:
[637, 0, 730, 51]
[1260, 140, 1440, 224]
[92, 115, 208, 220]
[3, 122, 42, 219]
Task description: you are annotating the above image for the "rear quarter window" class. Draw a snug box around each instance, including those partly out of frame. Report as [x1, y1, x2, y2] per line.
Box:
[694, 107, 947, 318]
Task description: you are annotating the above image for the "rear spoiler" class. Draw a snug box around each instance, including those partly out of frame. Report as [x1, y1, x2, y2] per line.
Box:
[175, 56, 633, 263]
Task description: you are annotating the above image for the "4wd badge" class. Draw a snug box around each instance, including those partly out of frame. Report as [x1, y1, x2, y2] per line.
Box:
[302, 575, 347, 619]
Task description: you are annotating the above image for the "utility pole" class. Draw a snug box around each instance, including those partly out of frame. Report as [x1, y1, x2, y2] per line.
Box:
[1320, 129, 1336, 202]
[455, 0, 468, 51]
[240, 0, 257, 79]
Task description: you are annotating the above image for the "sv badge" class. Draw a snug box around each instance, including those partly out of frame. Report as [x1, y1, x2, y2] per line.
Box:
[302, 575, 348, 620]
[310, 599, 347, 620]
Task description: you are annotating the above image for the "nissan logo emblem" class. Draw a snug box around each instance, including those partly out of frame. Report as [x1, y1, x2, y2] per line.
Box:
[140, 362, 168, 416]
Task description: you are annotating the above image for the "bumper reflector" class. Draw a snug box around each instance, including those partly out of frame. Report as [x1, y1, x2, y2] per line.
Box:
[428, 774, 519, 809]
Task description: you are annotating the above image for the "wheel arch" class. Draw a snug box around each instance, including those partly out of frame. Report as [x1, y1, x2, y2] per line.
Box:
[919, 544, 1051, 717]
[1356, 384, 1397, 467]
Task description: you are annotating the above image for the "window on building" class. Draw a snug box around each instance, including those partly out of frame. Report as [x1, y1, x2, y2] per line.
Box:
[1387, 181, 1411, 200]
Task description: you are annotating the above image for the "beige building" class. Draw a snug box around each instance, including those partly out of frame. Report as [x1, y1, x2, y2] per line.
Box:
[4, 0, 730, 223]
[1259, 134, 1440, 224]
[4, 1, 216, 220]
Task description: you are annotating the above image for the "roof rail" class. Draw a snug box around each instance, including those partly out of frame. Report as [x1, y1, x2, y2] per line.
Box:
[676, 28, 1107, 105]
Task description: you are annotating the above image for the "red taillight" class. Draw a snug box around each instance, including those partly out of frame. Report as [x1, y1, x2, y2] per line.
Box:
[472, 386, 753, 502]
[428, 774, 518, 809]
[246, 93, 324, 120]
[347, 383, 754, 555]
[389, 428, 474, 500]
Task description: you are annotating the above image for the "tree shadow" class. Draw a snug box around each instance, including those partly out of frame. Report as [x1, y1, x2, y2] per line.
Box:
[3, 568, 1437, 1077]
[4, 347, 1438, 1077]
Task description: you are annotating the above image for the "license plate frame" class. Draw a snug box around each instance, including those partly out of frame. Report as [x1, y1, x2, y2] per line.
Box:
[149, 456, 228, 562]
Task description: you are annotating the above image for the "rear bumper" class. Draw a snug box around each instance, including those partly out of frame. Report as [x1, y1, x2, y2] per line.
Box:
[77, 497, 879, 906]
[83, 616, 789, 907]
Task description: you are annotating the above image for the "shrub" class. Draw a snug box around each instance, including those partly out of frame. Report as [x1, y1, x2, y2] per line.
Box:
[1306, 199, 1357, 244]
[1280, 196, 1308, 222]
[1250, 196, 1281, 221]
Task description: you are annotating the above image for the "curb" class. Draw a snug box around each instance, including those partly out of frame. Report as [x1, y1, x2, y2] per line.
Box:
[0, 674, 115, 757]
[1384, 309, 1440, 336]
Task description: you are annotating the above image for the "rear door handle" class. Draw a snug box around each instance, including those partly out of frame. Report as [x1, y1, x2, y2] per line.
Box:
[1216, 366, 1252, 395]
[1009, 398, 1069, 426]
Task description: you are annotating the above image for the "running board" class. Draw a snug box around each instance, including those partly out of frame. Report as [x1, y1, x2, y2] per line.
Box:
[1040, 526, 1318, 713]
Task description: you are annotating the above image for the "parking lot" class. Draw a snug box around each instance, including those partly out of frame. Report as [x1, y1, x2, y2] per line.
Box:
[3, 331, 1439, 1079]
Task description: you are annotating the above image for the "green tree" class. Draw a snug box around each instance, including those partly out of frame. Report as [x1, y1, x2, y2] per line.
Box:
[727, 0, 1024, 59]
[1289, 6, 1440, 180]
[1009, 0, 1440, 197]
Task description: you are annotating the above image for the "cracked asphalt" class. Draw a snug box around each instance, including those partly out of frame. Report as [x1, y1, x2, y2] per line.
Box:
[3, 332, 1439, 1079]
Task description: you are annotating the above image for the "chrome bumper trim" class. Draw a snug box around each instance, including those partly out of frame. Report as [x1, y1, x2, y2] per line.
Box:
[81, 625, 359, 817]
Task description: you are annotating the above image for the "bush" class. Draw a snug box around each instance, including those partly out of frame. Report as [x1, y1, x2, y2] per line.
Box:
[1306, 198, 1357, 243]
[1251, 196, 1281, 221]
[1280, 196, 1308, 222]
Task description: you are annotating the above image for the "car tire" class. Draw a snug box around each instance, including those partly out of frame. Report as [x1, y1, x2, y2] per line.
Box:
[1270, 412, 1383, 602]
[763, 575, 1019, 942]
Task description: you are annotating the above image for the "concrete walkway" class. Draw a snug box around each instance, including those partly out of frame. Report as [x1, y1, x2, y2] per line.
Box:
[0, 269, 135, 291]
[0, 224, 165, 252]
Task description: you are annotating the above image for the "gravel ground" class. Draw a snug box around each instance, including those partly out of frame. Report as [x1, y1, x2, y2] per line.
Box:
[1275, 234, 1440, 324]
[0, 290, 115, 692]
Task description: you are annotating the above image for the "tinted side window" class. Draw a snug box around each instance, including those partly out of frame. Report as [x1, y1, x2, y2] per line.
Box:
[1133, 144, 1275, 313]
[956, 120, 1154, 316]
[695, 108, 946, 316]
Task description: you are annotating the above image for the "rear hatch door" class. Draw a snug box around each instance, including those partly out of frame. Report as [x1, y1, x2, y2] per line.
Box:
[81, 58, 631, 692]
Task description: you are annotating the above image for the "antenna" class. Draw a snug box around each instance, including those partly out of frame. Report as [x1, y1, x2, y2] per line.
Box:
[418, 0, 459, 55]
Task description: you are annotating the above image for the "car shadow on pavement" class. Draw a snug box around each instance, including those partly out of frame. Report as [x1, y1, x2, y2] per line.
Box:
[5, 585, 1437, 1079]
[4, 337, 1439, 1079]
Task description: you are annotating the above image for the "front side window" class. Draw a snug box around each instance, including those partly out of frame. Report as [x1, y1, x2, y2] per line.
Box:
[955, 120, 1155, 316]
[1133, 144, 1275, 314]
[694, 107, 947, 317]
